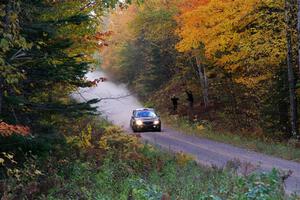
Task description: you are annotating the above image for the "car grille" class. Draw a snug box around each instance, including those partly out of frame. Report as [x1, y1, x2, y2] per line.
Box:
[143, 121, 154, 125]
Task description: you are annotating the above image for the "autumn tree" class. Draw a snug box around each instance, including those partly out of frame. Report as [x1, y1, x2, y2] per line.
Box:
[174, 0, 300, 137]
[103, 0, 181, 97]
[100, 0, 300, 138]
[0, 0, 122, 139]
[297, 0, 300, 75]
[101, 5, 139, 76]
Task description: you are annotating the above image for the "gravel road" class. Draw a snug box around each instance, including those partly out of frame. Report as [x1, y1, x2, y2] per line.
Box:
[140, 129, 300, 195]
[73, 70, 300, 195]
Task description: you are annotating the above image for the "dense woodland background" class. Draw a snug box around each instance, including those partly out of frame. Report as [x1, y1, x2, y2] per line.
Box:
[0, 0, 300, 199]
[102, 0, 300, 141]
[0, 0, 109, 137]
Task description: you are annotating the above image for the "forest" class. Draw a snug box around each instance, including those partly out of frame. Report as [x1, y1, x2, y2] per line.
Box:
[102, 0, 300, 140]
[0, 0, 300, 199]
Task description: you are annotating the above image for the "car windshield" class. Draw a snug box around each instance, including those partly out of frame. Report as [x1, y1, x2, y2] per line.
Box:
[136, 111, 156, 118]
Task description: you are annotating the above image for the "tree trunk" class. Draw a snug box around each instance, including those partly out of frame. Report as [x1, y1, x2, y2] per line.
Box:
[297, 0, 300, 74]
[203, 67, 209, 107]
[195, 56, 209, 108]
[0, 79, 3, 116]
[285, 0, 298, 137]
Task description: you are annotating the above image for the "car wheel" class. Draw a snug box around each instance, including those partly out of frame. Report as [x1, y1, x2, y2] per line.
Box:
[156, 127, 161, 132]
[132, 126, 138, 133]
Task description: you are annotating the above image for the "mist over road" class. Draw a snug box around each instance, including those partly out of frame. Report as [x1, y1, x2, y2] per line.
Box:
[74, 70, 300, 195]
[73, 70, 142, 129]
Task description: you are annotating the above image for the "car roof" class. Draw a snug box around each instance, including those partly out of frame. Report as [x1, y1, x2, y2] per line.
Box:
[134, 108, 155, 111]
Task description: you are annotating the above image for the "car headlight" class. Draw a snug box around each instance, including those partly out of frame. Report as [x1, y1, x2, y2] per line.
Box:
[154, 120, 160, 125]
[135, 120, 143, 126]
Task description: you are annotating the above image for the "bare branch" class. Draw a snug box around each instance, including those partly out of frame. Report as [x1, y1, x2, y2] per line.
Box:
[9, 48, 27, 61]
[75, 89, 134, 103]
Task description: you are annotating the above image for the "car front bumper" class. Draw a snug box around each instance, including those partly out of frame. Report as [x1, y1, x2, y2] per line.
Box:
[134, 123, 161, 130]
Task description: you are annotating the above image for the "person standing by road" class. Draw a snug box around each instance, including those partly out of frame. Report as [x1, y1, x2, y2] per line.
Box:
[171, 95, 179, 112]
[186, 90, 194, 109]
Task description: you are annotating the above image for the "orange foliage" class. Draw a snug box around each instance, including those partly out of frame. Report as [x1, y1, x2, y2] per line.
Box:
[100, 5, 138, 71]
[89, 77, 108, 86]
[177, 0, 209, 12]
[93, 31, 114, 41]
[175, 0, 285, 87]
[0, 121, 30, 137]
[82, 31, 113, 49]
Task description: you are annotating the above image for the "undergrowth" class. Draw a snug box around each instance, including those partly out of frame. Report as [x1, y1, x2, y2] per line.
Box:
[0, 116, 298, 199]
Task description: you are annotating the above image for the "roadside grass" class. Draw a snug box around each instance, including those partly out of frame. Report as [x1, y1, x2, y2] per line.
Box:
[10, 144, 291, 200]
[162, 115, 300, 162]
[44, 148, 291, 200]
[1, 116, 296, 200]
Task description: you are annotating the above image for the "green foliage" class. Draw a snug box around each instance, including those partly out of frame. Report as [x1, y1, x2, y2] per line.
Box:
[130, 178, 163, 200]
[0, 0, 116, 138]
[0, 116, 296, 199]
[0, 152, 44, 199]
[44, 148, 290, 200]
[104, 0, 183, 98]
[1, 0, 300, 199]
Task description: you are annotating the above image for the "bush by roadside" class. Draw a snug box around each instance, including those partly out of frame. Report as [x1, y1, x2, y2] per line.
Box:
[0, 116, 297, 200]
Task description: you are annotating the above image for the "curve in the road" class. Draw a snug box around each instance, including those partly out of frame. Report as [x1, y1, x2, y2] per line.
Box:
[140, 129, 300, 195]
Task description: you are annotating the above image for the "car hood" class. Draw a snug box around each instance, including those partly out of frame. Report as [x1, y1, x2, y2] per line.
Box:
[134, 117, 159, 121]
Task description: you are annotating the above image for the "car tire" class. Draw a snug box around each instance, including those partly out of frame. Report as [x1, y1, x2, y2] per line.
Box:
[132, 126, 138, 133]
[156, 127, 161, 132]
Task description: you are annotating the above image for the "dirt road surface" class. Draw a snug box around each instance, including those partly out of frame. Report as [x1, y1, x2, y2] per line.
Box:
[73, 70, 300, 195]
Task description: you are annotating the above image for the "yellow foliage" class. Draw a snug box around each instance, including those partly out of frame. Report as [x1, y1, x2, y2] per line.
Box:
[0, 152, 16, 167]
[175, 152, 194, 167]
[99, 125, 144, 154]
[196, 124, 205, 131]
[0, 158, 4, 166]
[235, 73, 272, 88]
[176, 0, 286, 87]
[66, 124, 93, 149]
[80, 124, 93, 148]
[103, 125, 123, 135]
